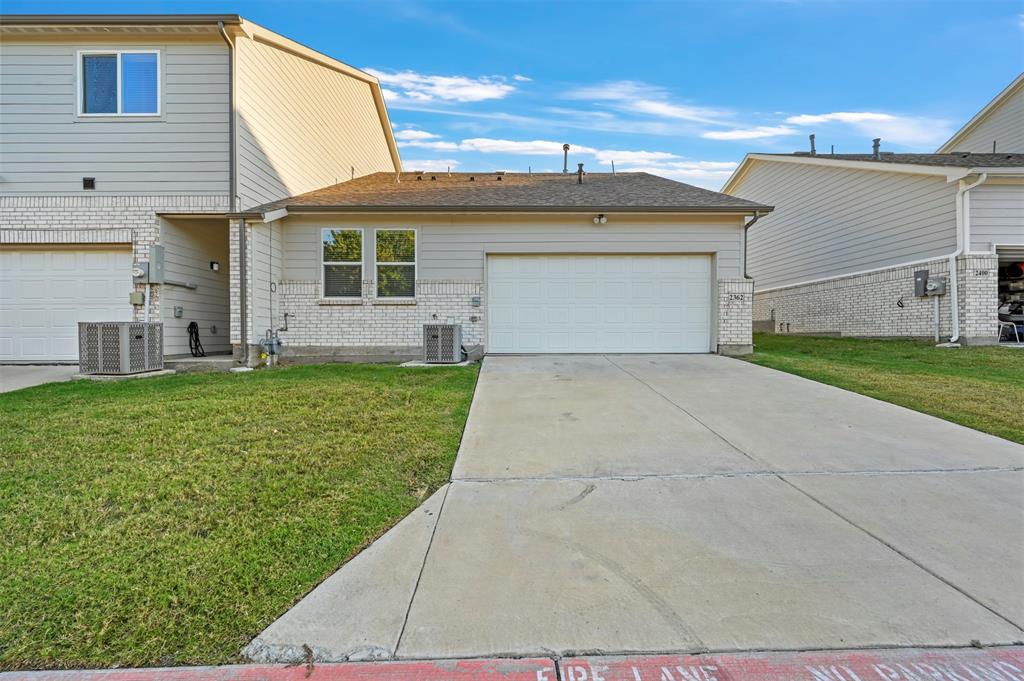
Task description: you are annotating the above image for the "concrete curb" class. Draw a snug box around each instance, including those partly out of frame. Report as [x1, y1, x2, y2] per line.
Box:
[5, 646, 1022, 681]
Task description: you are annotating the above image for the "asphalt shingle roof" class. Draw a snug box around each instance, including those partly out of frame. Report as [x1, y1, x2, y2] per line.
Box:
[244, 172, 771, 215]
[764, 152, 1024, 168]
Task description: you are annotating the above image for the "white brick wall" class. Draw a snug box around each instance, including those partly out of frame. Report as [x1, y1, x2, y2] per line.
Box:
[717, 278, 753, 352]
[1, 195, 230, 324]
[753, 255, 999, 343]
[275, 280, 484, 350]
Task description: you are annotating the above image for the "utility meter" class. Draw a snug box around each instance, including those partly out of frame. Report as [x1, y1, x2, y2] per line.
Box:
[925, 277, 947, 296]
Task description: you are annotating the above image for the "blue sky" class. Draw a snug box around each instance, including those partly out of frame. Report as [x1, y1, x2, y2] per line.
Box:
[8, 0, 1024, 188]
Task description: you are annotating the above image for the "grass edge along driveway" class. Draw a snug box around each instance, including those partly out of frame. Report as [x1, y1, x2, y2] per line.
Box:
[0, 363, 479, 671]
[744, 333, 1023, 445]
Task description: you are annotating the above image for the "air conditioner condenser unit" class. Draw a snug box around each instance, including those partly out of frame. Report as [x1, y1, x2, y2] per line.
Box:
[423, 323, 463, 364]
[79, 322, 164, 375]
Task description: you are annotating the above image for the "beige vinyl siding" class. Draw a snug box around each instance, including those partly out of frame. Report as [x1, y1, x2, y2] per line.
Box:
[160, 219, 231, 355]
[970, 182, 1024, 252]
[946, 83, 1024, 153]
[734, 161, 958, 290]
[0, 41, 230, 195]
[234, 38, 395, 210]
[279, 215, 745, 282]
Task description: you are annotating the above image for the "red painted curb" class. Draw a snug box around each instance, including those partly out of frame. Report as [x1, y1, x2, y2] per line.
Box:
[1, 658, 557, 681]
[561, 646, 1024, 681]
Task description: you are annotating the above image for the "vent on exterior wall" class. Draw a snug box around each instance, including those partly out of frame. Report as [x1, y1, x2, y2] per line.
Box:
[83, 177, 96, 190]
[79, 322, 163, 374]
[423, 323, 463, 364]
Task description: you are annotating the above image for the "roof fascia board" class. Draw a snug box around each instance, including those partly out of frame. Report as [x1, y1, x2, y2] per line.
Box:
[0, 13, 243, 25]
[724, 153, 983, 193]
[937, 73, 1024, 153]
[229, 206, 771, 219]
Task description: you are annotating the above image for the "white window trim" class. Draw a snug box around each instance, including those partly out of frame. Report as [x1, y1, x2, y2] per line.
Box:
[373, 227, 418, 300]
[321, 227, 364, 299]
[77, 49, 161, 117]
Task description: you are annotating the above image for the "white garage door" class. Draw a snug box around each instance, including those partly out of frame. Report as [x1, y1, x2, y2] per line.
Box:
[0, 249, 133, 362]
[488, 254, 711, 354]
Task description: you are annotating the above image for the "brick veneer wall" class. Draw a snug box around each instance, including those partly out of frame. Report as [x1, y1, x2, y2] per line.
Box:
[752, 255, 999, 344]
[717, 278, 754, 355]
[1, 195, 230, 324]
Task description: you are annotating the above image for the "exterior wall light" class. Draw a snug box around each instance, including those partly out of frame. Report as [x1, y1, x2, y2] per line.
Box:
[593, 214, 607, 225]
[210, 261, 220, 272]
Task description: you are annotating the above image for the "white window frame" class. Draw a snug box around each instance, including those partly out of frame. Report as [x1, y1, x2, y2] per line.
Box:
[321, 227, 364, 299]
[77, 49, 161, 117]
[373, 228, 418, 300]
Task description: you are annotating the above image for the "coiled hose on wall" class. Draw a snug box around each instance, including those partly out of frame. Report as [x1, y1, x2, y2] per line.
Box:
[187, 321, 206, 358]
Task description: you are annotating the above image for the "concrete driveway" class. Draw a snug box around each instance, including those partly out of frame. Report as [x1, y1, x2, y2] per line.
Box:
[246, 355, 1024, 663]
[0, 364, 78, 393]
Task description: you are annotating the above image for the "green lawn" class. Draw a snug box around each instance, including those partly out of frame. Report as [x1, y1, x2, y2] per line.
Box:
[0, 363, 478, 671]
[744, 333, 1023, 444]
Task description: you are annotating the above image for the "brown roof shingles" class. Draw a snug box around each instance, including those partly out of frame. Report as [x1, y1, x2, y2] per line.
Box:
[239, 172, 772, 216]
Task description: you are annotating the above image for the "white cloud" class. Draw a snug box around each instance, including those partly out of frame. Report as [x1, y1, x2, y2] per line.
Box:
[458, 138, 598, 155]
[394, 129, 441, 141]
[611, 161, 739, 189]
[785, 111, 895, 125]
[367, 68, 516, 103]
[403, 159, 461, 172]
[513, 74, 531, 82]
[592, 149, 680, 164]
[564, 80, 727, 125]
[701, 125, 799, 140]
[785, 111, 953, 147]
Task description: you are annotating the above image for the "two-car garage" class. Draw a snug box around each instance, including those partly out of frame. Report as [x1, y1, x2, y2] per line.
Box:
[487, 254, 712, 354]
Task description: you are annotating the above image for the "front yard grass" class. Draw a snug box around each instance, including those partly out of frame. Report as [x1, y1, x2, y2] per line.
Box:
[744, 333, 1023, 444]
[0, 363, 478, 671]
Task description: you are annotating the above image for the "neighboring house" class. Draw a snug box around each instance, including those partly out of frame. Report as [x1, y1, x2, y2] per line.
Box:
[723, 74, 1024, 345]
[0, 14, 400, 362]
[227, 171, 770, 360]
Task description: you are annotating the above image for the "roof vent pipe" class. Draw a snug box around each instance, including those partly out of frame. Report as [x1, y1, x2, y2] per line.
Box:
[562, 144, 570, 174]
[577, 163, 584, 184]
[809, 134, 816, 156]
[872, 138, 881, 160]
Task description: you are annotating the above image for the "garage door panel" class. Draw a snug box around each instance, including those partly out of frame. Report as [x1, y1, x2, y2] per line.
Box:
[0, 249, 132, 361]
[488, 254, 711, 354]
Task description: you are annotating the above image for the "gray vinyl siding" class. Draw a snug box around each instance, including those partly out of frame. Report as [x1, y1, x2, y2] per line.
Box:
[733, 161, 958, 290]
[947, 84, 1024, 153]
[0, 41, 230, 195]
[234, 39, 395, 210]
[250, 220, 284, 336]
[279, 217, 745, 283]
[160, 219, 231, 355]
[969, 183, 1024, 252]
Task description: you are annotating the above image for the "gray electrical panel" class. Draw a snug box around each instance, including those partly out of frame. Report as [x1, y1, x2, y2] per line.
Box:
[148, 245, 166, 284]
[914, 270, 929, 297]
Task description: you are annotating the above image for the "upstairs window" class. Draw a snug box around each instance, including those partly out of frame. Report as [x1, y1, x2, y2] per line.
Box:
[80, 50, 159, 116]
[322, 228, 363, 298]
[375, 229, 416, 298]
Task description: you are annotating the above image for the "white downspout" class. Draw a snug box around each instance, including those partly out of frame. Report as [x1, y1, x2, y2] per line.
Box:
[949, 172, 988, 343]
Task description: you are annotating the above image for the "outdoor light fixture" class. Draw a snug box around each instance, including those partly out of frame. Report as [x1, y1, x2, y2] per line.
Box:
[210, 261, 220, 272]
[593, 214, 607, 225]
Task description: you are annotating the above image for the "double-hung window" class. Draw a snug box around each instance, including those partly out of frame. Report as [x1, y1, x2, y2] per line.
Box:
[79, 50, 160, 116]
[375, 229, 416, 298]
[322, 228, 363, 298]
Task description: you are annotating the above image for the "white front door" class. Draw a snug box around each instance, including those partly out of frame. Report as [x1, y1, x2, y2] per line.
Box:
[487, 254, 711, 354]
[0, 249, 133, 362]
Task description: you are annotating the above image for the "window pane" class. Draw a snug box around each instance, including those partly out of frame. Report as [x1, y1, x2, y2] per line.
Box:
[376, 230, 415, 263]
[323, 229, 361, 262]
[82, 54, 117, 114]
[377, 264, 415, 298]
[121, 53, 158, 114]
[324, 264, 361, 297]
